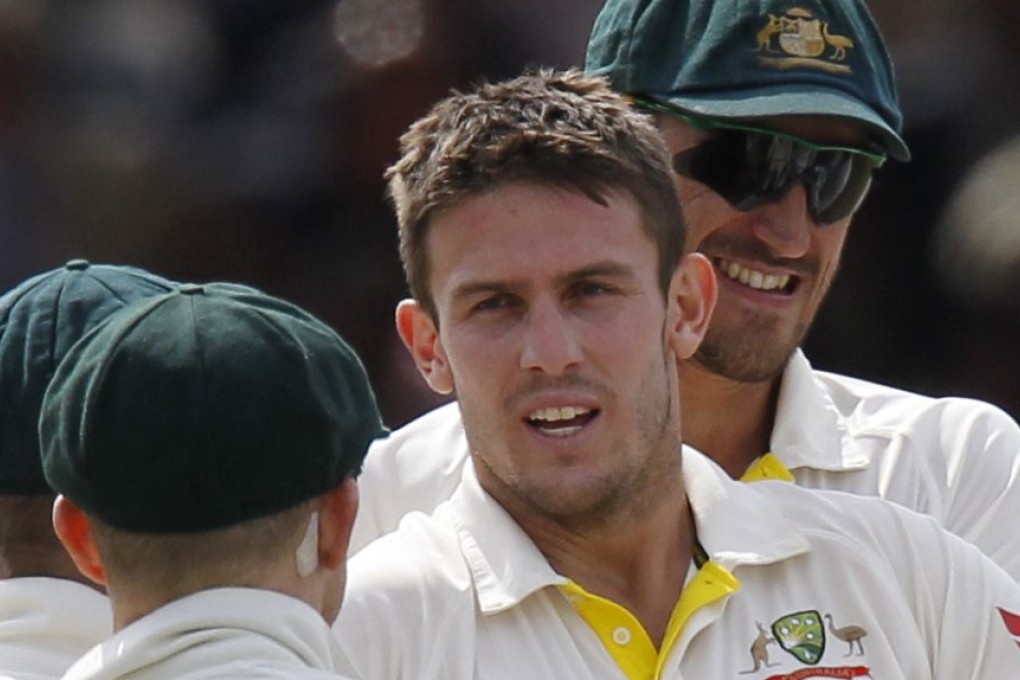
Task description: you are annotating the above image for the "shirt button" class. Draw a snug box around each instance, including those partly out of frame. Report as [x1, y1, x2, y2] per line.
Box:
[612, 627, 632, 645]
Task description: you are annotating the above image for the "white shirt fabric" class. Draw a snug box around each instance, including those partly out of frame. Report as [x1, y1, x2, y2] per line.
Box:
[350, 349, 1020, 579]
[61, 588, 350, 680]
[336, 450, 1020, 679]
[0, 578, 111, 680]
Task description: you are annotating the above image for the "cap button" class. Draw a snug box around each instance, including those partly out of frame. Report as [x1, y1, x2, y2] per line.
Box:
[65, 259, 91, 271]
[179, 283, 205, 295]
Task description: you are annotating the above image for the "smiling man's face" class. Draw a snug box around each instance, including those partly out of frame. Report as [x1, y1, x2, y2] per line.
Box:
[657, 114, 870, 383]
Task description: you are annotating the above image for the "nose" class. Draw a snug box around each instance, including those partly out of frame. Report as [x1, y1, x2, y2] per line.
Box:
[749, 183, 813, 259]
[519, 298, 583, 376]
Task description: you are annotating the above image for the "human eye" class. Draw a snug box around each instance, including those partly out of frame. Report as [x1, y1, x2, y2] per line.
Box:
[471, 293, 518, 315]
[571, 280, 616, 299]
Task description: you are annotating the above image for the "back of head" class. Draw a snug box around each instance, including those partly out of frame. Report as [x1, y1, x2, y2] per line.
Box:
[0, 260, 176, 496]
[0, 260, 175, 579]
[387, 68, 686, 316]
[41, 283, 386, 535]
[586, 0, 910, 161]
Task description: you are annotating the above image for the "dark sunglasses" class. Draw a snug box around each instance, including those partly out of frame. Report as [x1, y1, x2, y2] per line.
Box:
[635, 98, 885, 226]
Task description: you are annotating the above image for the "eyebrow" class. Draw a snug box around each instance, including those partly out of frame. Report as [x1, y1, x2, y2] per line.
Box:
[450, 260, 639, 301]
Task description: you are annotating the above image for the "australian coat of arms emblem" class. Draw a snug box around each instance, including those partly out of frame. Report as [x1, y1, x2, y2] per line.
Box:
[756, 7, 854, 74]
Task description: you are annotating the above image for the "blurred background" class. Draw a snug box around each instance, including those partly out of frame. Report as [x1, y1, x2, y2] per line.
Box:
[2, 0, 1019, 426]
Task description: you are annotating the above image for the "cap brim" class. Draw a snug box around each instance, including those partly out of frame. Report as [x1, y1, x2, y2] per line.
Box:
[646, 86, 910, 162]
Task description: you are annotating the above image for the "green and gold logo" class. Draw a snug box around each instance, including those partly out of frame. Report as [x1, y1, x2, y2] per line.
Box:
[771, 609, 826, 665]
[756, 7, 854, 74]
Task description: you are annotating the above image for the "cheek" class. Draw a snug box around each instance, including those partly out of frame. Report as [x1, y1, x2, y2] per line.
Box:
[593, 315, 670, 378]
[442, 331, 515, 395]
[815, 221, 851, 273]
[674, 178, 729, 250]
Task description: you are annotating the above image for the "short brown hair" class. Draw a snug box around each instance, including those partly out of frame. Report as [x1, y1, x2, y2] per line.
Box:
[387, 69, 686, 319]
[89, 500, 315, 599]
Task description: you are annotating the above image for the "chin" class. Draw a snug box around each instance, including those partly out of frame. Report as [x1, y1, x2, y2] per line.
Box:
[693, 340, 794, 384]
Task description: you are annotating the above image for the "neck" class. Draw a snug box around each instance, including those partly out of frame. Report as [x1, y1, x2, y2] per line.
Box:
[108, 563, 329, 631]
[0, 494, 101, 588]
[0, 547, 100, 589]
[679, 361, 781, 479]
[505, 479, 694, 648]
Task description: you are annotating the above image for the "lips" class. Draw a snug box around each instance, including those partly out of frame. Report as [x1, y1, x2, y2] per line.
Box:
[525, 405, 597, 437]
[715, 257, 797, 294]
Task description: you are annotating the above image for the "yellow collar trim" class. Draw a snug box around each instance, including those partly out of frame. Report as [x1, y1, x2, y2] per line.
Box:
[740, 452, 795, 483]
[560, 560, 740, 680]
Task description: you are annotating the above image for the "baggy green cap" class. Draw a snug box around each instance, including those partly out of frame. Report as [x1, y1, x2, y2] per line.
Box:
[40, 283, 388, 533]
[586, 0, 910, 161]
[0, 260, 176, 495]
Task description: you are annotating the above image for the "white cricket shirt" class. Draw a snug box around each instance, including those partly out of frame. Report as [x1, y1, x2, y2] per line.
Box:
[61, 588, 350, 680]
[0, 578, 111, 680]
[336, 450, 1020, 680]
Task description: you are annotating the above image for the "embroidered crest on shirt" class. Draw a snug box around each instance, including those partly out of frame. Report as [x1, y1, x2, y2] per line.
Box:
[751, 610, 872, 679]
[1000, 607, 1020, 651]
[739, 622, 781, 674]
[755, 8, 854, 74]
[771, 610, 825, 664]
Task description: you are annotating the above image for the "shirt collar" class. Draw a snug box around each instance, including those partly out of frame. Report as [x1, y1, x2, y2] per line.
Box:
[770, 349, 871, 471]
[447, 448, 811, 613]
[63, 588, 340, 679]
[445, 462, 567, 615]
[683, 448, 810, 570]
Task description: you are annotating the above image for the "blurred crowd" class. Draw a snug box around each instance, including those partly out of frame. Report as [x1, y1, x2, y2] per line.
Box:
[1, 0, 1018, 426]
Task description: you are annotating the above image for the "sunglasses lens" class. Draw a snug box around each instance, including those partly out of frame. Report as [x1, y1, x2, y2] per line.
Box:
[672, 133, 754, 207]
[811, 152, 873, 224]
[672, 130, 876, 226]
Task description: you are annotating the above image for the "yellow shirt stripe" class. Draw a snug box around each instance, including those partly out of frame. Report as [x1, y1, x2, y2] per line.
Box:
[560, 560, 740, 680]
[740, 452, 795, 483]
[560, 452, 792, 679]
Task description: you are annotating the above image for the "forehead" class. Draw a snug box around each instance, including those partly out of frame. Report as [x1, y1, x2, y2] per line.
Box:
[425, 183, 655, 295]
[654, 112, 873, 149]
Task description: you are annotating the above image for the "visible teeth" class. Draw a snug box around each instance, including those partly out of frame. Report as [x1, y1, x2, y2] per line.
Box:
[717, 259, 791, 292]
[529, 406, 591, 423]
[544, 426, 583, 438]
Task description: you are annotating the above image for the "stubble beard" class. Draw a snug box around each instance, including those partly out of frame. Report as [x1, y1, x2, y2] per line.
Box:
[470, 348, 683, 535]
[693, 312, 808, 384]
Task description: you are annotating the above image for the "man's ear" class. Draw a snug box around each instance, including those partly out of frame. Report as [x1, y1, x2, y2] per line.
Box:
[395, 299, 454, 395]
[52, 495, 107, 586]
[316, 478, 359, 571]
[666, 253, 717, 360]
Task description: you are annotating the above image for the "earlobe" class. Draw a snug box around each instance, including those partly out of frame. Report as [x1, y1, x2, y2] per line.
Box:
[52, 496, 108, 586]
[395, 299, 454, 395]
[667, 253, 717, 359]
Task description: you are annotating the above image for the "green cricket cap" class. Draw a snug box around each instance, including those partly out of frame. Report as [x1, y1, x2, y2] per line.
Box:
[0, 260, 176, 495]
[586, 0, 910, 161]
[40, 283, 387, 533]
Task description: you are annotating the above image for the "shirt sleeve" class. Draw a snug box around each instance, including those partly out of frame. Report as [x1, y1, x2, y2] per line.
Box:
[936, 398, 1020, 581]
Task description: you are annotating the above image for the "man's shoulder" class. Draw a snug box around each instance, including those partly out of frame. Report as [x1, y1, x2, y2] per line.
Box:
[348, 507, 471, 594]
[812, 367, 1019, 436]
[362, 400, 467, 480]
[751, 477, 986, 564]
[351, 402, 469, 552]
[336, 508, 477, 674]
[373, 401, 464, 453]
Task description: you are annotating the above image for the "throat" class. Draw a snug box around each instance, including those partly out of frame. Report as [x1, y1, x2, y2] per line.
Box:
[680, 367, 778, 479]
[537, 497, 696, 648]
